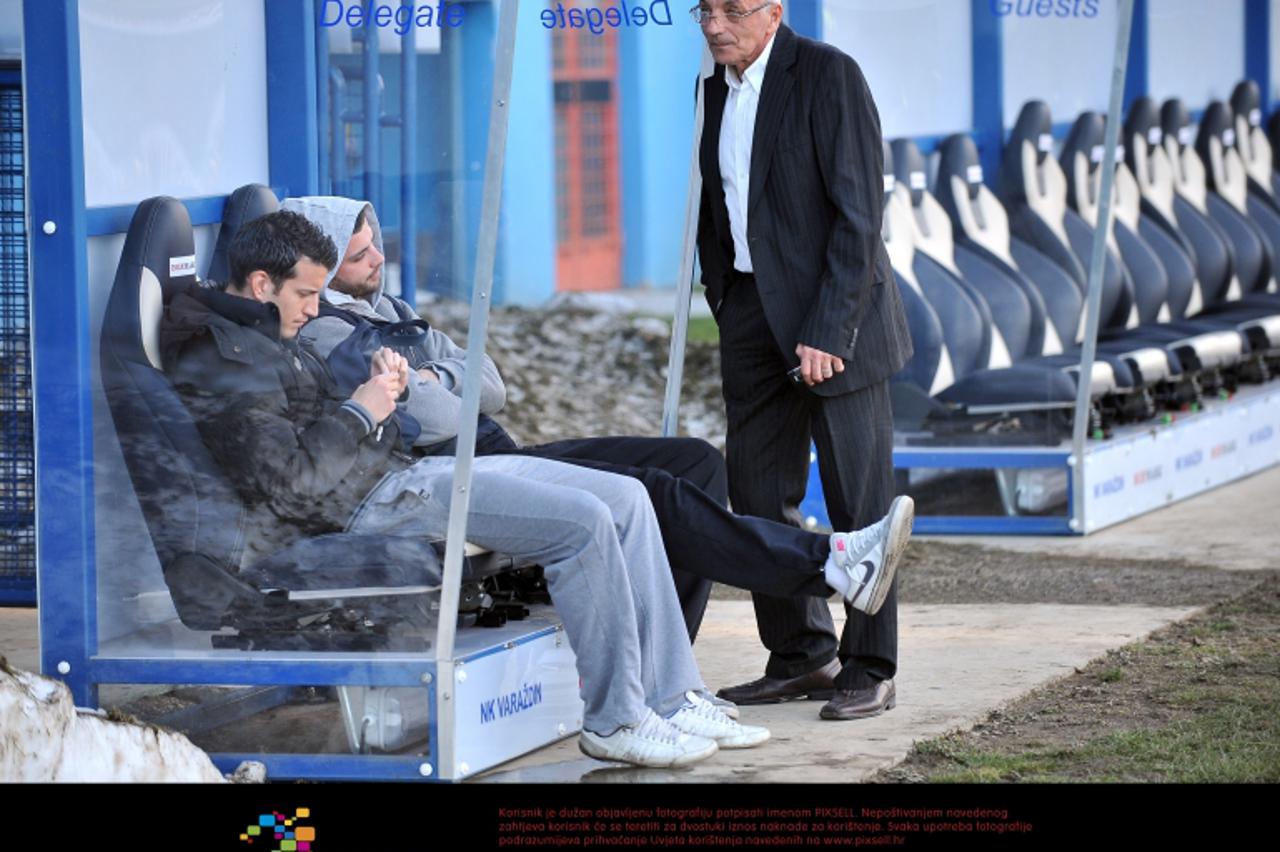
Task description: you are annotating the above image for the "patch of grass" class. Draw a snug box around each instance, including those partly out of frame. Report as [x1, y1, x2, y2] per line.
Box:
[682, 315, 720, 345]
[878, 574, 1280, 784]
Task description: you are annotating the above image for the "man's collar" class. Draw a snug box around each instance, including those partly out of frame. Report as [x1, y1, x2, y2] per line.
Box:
[725, 30, 777, 93]
[195, 284, 283, 342]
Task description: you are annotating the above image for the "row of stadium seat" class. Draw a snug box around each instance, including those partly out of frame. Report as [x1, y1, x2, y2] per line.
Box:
[887, 79, 1280, 443]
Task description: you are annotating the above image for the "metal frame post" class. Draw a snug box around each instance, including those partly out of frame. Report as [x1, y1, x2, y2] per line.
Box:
[661, 47, 713, 438]
[361, 14, 381, 211]
[1070, 0, 1135, 534]
[23, 0, 97, 705]
[1124, 0, 1148, 112]
[971, 0, 1005, 189]
[400, 14, 417, 304]
[265, 0, 320, 197]
[1246, 0, 1271, 109]
[433, 0, 520, 782]
[315, 0, 332, 194]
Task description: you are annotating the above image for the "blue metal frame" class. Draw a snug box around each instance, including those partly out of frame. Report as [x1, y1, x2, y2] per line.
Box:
[804, 444, 1077, 536]
[315, 0, 332, 195]
[209, 752, 441, 782]
[0, 586, 36, 606]
[86, 193, 268, 238]
[265, 0, 320, 198]
[894, 447, 1076, 536]
[88, 656, 439, 687]
[24, 0, 99, 705]
[359, 19, 381, 212]
[1246, 0, 1271, 110]
[400, 18, 418, 304]
[971, 0, 1005, 188]
[1124, 0, 1149, 112]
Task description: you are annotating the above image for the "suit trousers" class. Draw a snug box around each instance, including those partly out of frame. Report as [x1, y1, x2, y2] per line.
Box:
[500, 435, 833, 642]
[718, 273, 898, 691]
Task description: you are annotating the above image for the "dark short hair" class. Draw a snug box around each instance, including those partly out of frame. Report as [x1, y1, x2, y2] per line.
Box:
[228, 210, 339, 291]
[353, 205, 369, 237]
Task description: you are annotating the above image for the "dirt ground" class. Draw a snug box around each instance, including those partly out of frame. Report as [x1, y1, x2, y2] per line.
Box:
[873, 572, 1280, 783]
[713, 539, 1261, 607]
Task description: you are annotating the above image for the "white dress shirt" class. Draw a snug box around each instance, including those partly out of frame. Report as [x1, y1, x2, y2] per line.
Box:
[719, 34, 776, 274]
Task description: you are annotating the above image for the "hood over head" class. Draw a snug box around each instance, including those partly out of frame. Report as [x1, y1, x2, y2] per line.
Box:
[279, 195, 385, 310]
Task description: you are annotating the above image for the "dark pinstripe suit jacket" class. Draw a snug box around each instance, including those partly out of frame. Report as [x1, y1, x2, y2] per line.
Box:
[697, 25, 913, 397]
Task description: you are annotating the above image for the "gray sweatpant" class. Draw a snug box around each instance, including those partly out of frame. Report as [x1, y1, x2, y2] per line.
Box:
[346, 453, 706, 734]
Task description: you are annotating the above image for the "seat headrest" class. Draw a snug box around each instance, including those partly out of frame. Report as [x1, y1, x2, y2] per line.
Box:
[1000, 100, 1055, 201]
[102, 197, 197, 370]
[937, 133, 985, 202]
[882, 138, 895, 200]
[1059, 111, 1109, 211]
[1195, 100, 1236, 166]
[1161, 98, 1196, 151]
[891, 138, 929, 208]
[1009, 101, 1054, 158]
[1124, 96, 1164, 165]
[1230, 80, 1263, 129]
[206, 184, 280, 286]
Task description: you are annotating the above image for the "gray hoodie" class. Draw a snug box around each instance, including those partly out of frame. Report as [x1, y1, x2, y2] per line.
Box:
[282, 196, 506, 447]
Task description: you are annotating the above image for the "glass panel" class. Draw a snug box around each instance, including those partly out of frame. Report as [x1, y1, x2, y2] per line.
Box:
[78, 0, 270, 206]
[87, 0, 531, 668]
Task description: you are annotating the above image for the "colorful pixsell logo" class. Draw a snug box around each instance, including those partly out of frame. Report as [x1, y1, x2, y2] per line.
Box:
[239, 809, 316, 851]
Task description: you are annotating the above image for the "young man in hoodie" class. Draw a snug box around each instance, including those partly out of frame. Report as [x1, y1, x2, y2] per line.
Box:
[164, 209, 775, 768]
[279, 197, 914, 670]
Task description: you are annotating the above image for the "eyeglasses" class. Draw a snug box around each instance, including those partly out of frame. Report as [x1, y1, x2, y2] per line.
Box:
[688, 3, 774, 25]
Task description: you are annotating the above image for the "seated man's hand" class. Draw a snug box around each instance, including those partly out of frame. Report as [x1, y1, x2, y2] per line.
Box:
[351, 373, 401, 423]
[371, 347, 410, 396]
[795, 344, 845, 387]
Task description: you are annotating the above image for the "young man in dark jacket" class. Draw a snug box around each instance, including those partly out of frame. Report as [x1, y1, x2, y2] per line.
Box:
[162, 210, 774, 768]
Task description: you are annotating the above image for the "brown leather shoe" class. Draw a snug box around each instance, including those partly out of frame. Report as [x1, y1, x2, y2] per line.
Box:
[715, 659, 840, 705]
[819, 679, 896, 720]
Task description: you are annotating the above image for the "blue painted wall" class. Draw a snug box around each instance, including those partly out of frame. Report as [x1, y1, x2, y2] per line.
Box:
[618, 19, 704, 290]
[499, 9, 557, 305]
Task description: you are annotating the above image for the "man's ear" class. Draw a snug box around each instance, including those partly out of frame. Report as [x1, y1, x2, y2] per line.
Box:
[245, 270, 274, 303]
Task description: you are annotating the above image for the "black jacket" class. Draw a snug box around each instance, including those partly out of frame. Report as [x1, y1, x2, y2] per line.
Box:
[697, 25, 913, 395]
[160, 286, 409, 555]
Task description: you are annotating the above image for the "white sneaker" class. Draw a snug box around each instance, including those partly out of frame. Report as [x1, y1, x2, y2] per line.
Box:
[702, 692, 740, 720]
[667, 691, 771, 749]
[579, 709, 718, 768]
[828, 495, 914, 616]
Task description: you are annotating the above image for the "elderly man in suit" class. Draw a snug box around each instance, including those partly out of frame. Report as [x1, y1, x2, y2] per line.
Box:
[693, 0, 914, 720]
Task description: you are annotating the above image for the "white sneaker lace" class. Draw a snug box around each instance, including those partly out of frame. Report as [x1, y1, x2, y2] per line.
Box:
[633, 710, 680, 745]
[685, 692, 736, 726]
[834, 517, 887, 566]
